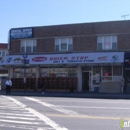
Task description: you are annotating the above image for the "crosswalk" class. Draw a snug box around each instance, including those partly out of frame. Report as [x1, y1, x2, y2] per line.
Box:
[0, 96, 57, 130]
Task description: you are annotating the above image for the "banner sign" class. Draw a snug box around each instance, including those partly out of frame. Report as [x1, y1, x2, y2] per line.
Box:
[10, 28, 33, 39]
[0, 52, 124, 66]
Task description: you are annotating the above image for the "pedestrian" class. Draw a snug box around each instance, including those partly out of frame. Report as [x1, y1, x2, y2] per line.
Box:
[5, 77, 12, 94]
[41, 79, 45, 94]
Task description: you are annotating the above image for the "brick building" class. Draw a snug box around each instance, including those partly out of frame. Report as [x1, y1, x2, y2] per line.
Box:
[0, 43, 8, 76]
[2, 20, 130, 93]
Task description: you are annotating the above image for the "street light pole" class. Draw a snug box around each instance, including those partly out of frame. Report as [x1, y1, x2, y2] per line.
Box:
[23, 54, 27, 93]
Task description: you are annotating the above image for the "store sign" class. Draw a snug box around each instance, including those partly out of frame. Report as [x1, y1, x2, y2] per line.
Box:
[32, 57, 47, 62]
[0, 52, 124, 66]
[10, 28, 33, 39]
[13, 58, 23, 63]
[98, 56, 108, 61]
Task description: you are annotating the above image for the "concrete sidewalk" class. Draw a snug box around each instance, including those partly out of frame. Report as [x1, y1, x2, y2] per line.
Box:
[0, 90, 130, 99]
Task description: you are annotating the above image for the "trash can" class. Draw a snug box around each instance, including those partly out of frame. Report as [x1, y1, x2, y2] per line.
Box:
[94, 86, 99, 93]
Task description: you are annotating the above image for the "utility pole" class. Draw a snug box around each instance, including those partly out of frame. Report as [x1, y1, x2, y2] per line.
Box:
[122, 14, 129, 20]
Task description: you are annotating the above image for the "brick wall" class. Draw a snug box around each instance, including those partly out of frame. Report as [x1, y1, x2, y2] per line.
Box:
[37, 38, 54, 53]
[73, 36, 97, 52]
[10, 40, 20, 54]
[118, 34, 130, 50]
[9, 20, 130, 54]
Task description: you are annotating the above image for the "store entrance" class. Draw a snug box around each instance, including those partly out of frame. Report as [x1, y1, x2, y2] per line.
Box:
[82, 72, 91, 91]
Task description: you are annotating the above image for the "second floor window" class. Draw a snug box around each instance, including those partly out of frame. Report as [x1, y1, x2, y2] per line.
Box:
[21, 40, 37, 53]
[97, 36, 117, 50]
[55, 38, 73, 52]
[0, 50, 8, 57]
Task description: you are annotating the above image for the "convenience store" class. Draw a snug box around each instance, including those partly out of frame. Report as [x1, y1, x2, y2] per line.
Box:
[1, 52, 124, 93]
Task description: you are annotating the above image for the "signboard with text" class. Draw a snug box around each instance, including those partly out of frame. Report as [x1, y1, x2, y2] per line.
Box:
[10, 28, 33, 39]
[0, 52, 124, 66]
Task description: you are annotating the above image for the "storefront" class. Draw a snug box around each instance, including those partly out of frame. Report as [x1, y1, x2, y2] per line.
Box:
[0, 52, 124, 93]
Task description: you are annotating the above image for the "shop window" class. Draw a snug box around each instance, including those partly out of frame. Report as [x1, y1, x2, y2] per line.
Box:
[113, 66, 122, 76]
[21, 40, 37, 53]
[102, 66, 112, 81]
[57, 68, 68, 77]
[97, 36, 117, 50]
[40, 67, 68, 77]
[55, 38, 73, 52]
[48, 68, 54, 77]
[13, 67, 36, 78]
[103, 66, 112, 76]
[40, 68, 49, 77]
[13, 68, 21, 78]
[28, 68, 36, 77]
[68, 68, 77, 77]
[93, 66, 101, 85]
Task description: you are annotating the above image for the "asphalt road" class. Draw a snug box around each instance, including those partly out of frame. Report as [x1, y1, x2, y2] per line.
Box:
[0, 95, 130, 130]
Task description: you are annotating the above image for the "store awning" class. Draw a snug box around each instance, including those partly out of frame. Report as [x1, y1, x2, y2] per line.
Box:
[0, 52, 124, 66]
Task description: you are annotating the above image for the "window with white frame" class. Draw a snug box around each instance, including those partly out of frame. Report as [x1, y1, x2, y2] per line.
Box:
[21, 40, 37, 53]
[97, 36, 117, 50]
[55, 38, 73, 51]
[0, 50, 8, 57]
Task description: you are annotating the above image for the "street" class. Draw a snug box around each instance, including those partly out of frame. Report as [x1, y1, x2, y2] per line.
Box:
[0, 95, 130, 130]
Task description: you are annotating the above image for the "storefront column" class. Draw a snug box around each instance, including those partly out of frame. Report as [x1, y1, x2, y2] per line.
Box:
[36, 67, 40, 90]
[9, 67, 13, 78]
[77, 66, 82, 92]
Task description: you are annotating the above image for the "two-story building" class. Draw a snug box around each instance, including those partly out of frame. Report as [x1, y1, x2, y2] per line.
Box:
[0, 43, 8, 76]
[1, 20, 130, 93]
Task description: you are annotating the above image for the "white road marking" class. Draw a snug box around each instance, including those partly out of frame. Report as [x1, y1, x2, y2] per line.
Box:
[0, 106, 21, 108]
[0, 111, 36, 117]
[0, 124, 36, 130]
[0, 102, 20, 105]
[0, 112, 36, 117]
[39, 99, 130, 104]
[0, 107, 26, 111]
[25, 97, 80, 115]
[0, 119, 39, 124]
[57, 105, 130, 110]
[0, 108, 30, 113]
[0, 115, 38, 120]
[4, 96, 68, 130]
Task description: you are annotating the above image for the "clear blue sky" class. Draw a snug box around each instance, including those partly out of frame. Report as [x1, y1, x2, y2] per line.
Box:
[0, 0, 130, 43]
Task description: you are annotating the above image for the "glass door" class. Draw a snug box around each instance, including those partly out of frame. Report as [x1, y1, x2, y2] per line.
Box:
[82, 71, 92, 91]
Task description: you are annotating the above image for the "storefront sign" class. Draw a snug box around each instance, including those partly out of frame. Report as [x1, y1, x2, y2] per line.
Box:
[98, 56, 107, 61]
[13, 58, 23, 63]
[32, 57, 47, 62]
[0, 52, 124, 66]
[10, 28, 33, 39]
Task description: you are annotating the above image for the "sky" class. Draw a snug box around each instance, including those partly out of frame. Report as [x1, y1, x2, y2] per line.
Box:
[0, 0, 130, 43]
